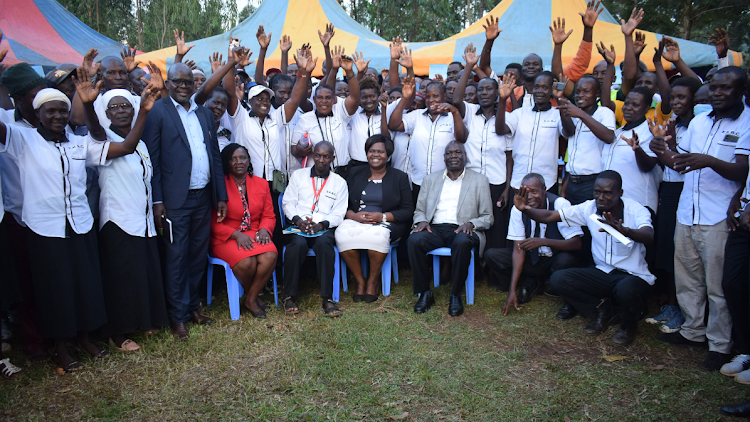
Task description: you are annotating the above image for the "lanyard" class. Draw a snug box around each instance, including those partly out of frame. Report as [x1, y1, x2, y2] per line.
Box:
[316, 116, 339, 168]
[311, 176, 329, 212]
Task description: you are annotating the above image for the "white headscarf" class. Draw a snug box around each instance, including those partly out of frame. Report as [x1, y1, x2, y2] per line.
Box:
[32, 88, 71, 110]
[192, 69, 206, 78]
[101, 89, 134, 108]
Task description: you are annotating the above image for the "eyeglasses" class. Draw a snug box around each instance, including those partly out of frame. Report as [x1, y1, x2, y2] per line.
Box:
[106, 103, 134, 111]
[169, 79, 193, 87]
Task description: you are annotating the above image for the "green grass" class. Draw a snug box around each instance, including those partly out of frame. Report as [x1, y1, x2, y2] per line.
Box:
[0, 267, 745, 421]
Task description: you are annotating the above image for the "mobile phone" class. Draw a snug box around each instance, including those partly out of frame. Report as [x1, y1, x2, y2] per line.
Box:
[230, 39, 240, 49]
[555, 81, 566, 91]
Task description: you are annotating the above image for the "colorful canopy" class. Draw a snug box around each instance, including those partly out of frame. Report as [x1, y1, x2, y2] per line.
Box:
[138, 0, 743, 78]
[0, 0, 126, 67]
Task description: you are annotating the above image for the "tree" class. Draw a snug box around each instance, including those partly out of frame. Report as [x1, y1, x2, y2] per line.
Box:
[239, 4, 256, 22]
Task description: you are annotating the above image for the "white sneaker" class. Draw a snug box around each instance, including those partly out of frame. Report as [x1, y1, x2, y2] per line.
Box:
[0, 358, 21, 379]
[736, 368, 750, 385]
[721, 354, 750, 376]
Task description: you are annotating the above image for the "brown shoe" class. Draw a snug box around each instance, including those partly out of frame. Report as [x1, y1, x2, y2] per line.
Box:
[170, 322, 189, 340]
[189, 310, 213, 325]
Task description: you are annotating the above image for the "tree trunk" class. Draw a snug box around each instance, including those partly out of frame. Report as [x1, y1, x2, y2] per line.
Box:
[137, 0, 144, 50]
[679, 0, 693, 40]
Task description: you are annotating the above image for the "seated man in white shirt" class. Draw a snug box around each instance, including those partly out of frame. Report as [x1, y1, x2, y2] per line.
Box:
[484, 173, 583, 314]
[408, 141, 493, 317]
[514, 171, 655, 346]
[281, 142, 348, 317]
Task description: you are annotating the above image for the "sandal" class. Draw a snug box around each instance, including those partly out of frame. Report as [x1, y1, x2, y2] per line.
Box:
[78, 341, 110, 359]
[54, 353, 83, 374]
[322, 299, 342, 318]
[255, 296, 269, 312]
[0, 358, 23, 379]
[282, 296, 300, 315]
[108, 338, 140, 352]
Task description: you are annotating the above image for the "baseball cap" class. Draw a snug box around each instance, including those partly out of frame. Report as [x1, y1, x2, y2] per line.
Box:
[45, 64, 78, 87]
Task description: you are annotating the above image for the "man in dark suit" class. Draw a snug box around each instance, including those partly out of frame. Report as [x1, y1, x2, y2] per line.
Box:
[142, 62, 228, 340]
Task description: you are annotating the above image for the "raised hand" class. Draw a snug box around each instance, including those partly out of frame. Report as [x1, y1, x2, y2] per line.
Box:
[82, 48, 101, 77]
[647, 117, 666, 137]
[390, 37, 403, 60]
[498, 73, 516, 98]
[353, 51, 370, 74]
[120, 46, 142, 72]
[139, 82, 161, 111]
[579, 0, 603, 27]
[71, 65, 102, 104]
[173, 29, 195, 56]
[143, 61, 164, 91]
[300, 43, 311, 58]
[209, 52, 224, 73]
[294, 49, 318, 74]
[401, 75, 415, 98]
[597, 41, 616, 64]
[340, 52, 354, 73]
[256, 25, 272, 49]
[556, 97, 583, 119]
[550, 17, 573, 45]
[462, 43, 479, 68]
[620, 130, 640, 151]
[633, 31, 647, 56]
[514, 186, 531, 210]
[598, 212, 626, 235]
[661, 36, 681, 63]
[620, 7, 644, 36]
[553, 73, 569, 99]
[318, 23, 335, 47]
[238, 48, 254, 67]
[483, 15, 501, 40]
[233, 75, 245, 101]
[184, 59, 197, 70]
[434, 73, 445, 83]
[280, 34, 292, 52]
[652, 38, 665, 64]
[330, 45, 344, 68]
[709, 28, 729, 58]
[396, 47, 413, 69]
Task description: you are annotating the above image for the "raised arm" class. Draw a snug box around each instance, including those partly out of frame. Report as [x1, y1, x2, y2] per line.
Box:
[514, 186, 563, 223]
[279, 35, 292, 74]
[108, 83, 160, 159]
[557, 97, 614, 143]
[379, 93, 390, 136]
[388, 37, 402, 88]
[254, 25, 272, 86]
[558, 0, 601, 85]
[479, 16, 500, 77]
[70, 49, 101, 127]
[353, 51, 371, 82]
[388, 76, 415, 132]
[621, 131, 657, 172]
[550, 17, 574, 80]
[495, 73, 516, 135]
[223, 47, 246, 116]
[597, 42, 616, 112]
[173, 29, 195, 64]
[319, 23, 335, 76]
[0, 33, 12, 110]
[661, 36, 700, 81]
[196, 51, 241, 106]
[652, 40, 673, 115]
[325, 45, 342, 90]
[341, 53, 360, 115]
[620, 8, 644, 96]
[71, 66, 106, 141]
[709, 28, 730, 67]
[453, 43, 479, 117]
[284, 50, 318, 121]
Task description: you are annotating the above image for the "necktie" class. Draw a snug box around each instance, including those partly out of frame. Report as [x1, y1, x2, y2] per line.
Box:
[529, 222, 541, 265]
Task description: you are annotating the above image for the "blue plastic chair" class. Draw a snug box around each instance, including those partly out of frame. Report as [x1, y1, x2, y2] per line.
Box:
[278, 193, 343, 302]
[207, 255, 279, 320]
[426, 247, 475, 305]
[341, 242, 400, 296]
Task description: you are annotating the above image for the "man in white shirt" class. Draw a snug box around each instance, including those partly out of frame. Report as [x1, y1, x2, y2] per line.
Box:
[282, 142, 348, 317]
[348, 78, 387, 167]
[408, 142, 493, 317]
[515, 171, 655, 346]
[484, 173, 582, 314]
[496, 71, 565, 194]
[652, 67, 750, 371]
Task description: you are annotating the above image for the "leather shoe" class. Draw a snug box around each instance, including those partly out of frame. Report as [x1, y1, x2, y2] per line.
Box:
[584, 299, 615, 335]
[518, 280, 539, 304]
[414, 290, 435, 314]
[611, 326, 637, 345]
[189, 310, 213, 325]
[721, 401, 750, 418]
[448, 294, 464, 317]
[170, 322, 189, 341]
[556, 303, 578, 320]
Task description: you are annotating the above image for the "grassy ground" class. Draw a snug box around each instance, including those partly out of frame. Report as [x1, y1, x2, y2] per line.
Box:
[0, 266, 747, 421]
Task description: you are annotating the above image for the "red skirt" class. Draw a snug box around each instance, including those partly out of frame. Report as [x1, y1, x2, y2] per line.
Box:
[210, 228, 278, 268]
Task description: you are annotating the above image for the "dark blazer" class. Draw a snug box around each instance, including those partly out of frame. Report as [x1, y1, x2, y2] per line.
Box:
[346, 165, 414, 242]
[142, 97, 228, 209]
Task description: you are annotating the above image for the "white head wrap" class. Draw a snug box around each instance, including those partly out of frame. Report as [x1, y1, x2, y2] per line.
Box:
[101, 89, 133, 108]
[32, 88, 71, 110]
[192, 69, 206, 78]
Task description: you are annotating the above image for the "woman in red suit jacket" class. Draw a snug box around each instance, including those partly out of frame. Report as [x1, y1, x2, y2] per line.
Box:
[211, 144, 277, 318]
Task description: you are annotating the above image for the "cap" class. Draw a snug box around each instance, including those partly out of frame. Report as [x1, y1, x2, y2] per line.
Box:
[247, 84, 274, 99]
[1, 63, 47, 97]
[45, 63, 78, 87]
[266, 68, 281, 77]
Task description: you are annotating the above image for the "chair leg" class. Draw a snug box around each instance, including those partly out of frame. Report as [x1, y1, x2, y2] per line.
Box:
[466, 250, 475, 305]
[225, 264, 241, 321]
[206, 262, 214, 306]
[392, 246, 399, 284]
[341, 259, 348, 292]
[272, 270, 279, 307]
[382, 251, 391, 296]
[332, 247, 340, 303]
[432, 254, 440, 287]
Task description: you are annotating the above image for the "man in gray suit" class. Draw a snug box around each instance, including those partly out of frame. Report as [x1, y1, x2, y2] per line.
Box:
[408, 141, 494, 316]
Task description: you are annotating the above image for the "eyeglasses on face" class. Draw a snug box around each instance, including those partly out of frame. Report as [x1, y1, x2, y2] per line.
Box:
[169, 79, 193, 87]
[106, 103, 134, 111]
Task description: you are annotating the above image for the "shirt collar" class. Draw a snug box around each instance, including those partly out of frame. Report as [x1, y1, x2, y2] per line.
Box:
[474, 104, 498, 117]
[170, 95, 198, 113]
[709, 102, 745, 121]
[443, 169, 466, 181]
[248, 109, 273, 121]
[532, 102, 552, 112]
[109, 124, 129, 139]
[37, 126, 69, 143]
[422, 109, 449, 118]
[315, 110, 334, 118]
[583, 104, 598, 116]
[310, 166, 330, 178]
[622, 116, 647, 131]
[359, 107, 381, 116]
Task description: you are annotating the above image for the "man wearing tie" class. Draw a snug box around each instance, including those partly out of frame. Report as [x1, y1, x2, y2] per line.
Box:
[143, 63, 228, 340]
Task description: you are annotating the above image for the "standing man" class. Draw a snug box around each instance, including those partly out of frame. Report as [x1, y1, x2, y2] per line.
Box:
[142, 62, 228, 341]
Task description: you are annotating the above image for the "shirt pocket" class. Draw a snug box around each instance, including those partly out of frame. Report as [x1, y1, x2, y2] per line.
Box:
[716, 136, 738, 162]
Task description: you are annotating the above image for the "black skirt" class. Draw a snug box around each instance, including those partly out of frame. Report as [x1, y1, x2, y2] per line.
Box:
[654, 182, 684, 272]
[26, 223, 107, 339]
[98, 222, 168, 336]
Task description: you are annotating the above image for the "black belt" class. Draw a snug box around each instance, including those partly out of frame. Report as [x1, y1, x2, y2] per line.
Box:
[569, 174, 598, 184]
[188, 187, 206, 194]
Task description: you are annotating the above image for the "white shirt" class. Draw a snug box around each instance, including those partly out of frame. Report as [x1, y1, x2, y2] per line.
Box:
[98, 129, 155, 237]
[432, 170, 465, 225]
[676, 106, 750, 226]
[0, 109, 31, 223]
[276, 106, 303, 176]
[401, 109, 456, 186]
[603, 120, 661, 211]
[507, 197, 583, 257]
[292, 101, 354, 169]
[230, 105, 283, 181]
[1, 125, 111, 238]
[217, 126, 231, 152]
[170, 97, 210, 190]
[385, 100, 412, 175]
[505, 105, 563, 189]
[463, 102, 511, 185]
[565, 106, 616, 176]
[282, 167, 349, 228]
[94, 92, 141, 129]
[558, 197, 655, 284]
[662, 121, 688, 182]
[348, 107, 383, 162]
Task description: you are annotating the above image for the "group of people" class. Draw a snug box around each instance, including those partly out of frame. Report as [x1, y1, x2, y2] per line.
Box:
[1, 3, 750, 415]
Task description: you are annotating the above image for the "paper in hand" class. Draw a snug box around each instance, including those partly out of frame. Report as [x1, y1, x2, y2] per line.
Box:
[589, 214, 633, 246]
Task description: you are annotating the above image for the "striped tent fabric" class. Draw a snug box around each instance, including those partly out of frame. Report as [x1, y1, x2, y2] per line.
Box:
[131, 0, 741, 77]
[0, 0, 126, 67]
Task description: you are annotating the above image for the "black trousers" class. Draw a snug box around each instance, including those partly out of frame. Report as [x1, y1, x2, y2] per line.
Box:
[484, 247, 579, 292]
[548, 267, 651, 329]
[486, 183, 512, 249]
[411, 182, 421, 209]
[722, 228, 750, 354]
[283, 230, 336, 298]
[163, 187, 212, 323]
[565, 177, 596, 206]
[407, 224, 480, 296]
[268, 182, 283, 269]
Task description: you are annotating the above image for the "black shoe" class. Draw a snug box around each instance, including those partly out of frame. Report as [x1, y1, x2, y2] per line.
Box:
[518, 280, 539, 305]
[701, 351, 732, 372]
[352, 294, 364, 303]
[611, 326, 637, 345]
[721, 401, 750, 418]
[448, 294, 464, 317]
[556, 302, 578, 320]
[363, 294, 379, 303]
[414, 291, 435, 314]
[656, 332, 706, 348]
[584, 299, 615, 335]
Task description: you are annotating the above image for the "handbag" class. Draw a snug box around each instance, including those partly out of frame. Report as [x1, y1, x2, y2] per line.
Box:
[260, 124, 286, 193]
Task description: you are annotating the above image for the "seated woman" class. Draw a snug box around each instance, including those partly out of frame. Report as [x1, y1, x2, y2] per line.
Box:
[97, 87, 169, 352]
[210, 143, 278, 318]
[335, 135, 414, 302]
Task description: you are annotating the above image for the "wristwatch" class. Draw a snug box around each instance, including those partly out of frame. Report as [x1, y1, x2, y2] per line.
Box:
[382, 212, 388, 223]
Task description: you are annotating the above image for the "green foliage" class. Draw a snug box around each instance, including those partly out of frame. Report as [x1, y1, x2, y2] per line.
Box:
[238, 4, 256, 22]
